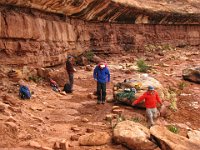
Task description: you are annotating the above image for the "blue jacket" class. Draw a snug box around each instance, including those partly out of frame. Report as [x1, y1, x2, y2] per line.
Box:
[93, 66, 110, 83]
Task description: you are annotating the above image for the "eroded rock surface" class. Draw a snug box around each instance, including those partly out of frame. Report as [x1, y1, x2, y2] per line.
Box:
[0, 0, 200, 24]
[150, 125, 200, 150]
[182, 67, 200, 84]
[113, 120, 158, 150]
[0, 2, 200, 67]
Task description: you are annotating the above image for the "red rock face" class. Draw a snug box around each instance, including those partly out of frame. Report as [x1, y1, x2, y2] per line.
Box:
[0, 5, 199, 67]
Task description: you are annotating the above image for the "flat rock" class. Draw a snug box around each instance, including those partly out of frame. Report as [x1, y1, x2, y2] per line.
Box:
[113, 120, 158, 150]
[150, 125, 200, 150]
[79, 132, 111, 146]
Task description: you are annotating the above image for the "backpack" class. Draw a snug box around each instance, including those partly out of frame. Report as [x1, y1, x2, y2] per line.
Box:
[19, 85, 31, 99]
[63, 83, 72, 93]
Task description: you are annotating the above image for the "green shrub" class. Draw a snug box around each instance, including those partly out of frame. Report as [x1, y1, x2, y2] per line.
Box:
[136, 59, 150, 73]
[84, 50, 94, 61]
[29, 76, 43, 83]
[130, 117, 141, 123]
[178, 82, 187, 90]
[167, 125, 179, 134]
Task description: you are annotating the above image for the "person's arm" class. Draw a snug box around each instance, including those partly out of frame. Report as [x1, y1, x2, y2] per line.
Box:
[156, 92, 162, 105]
[106, 68, 110, 82]
[132, 93, 146, 105]
[93, 66, 98, 80]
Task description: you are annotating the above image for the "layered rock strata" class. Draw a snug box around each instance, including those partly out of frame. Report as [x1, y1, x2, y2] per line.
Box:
[0, 0, 200, 24]
[0, 3, 199, 67]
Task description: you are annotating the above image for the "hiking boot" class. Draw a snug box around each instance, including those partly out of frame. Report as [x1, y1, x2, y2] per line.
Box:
[102, 101, 105, 104]
[97, 101, 101, 104]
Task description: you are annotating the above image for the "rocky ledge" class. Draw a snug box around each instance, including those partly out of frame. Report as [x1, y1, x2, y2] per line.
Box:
[0, 0, 200, 24]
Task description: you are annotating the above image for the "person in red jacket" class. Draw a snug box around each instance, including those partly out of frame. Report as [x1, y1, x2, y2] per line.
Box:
[132, 85, 162, 127]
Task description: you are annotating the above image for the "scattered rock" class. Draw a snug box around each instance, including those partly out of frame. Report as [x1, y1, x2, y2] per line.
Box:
[5, 122, 18, 131]
[60, 140, 68, 150]
[60, 91, 67, 95]
[125, 69, 132, 74]
[0, 102, 6, 112]
[41, 146, 53, 150]
[86, 128, 94, 133]
[112, 109, 123, 115]
[112, 106, 120, 110]
[105, 114, 118, 121]
[106, 95, 113, 103]
[6, 116, 17, 123]
[91, 55, 102, 63]
[53, 142, 60, 149]
[76, 56, 88, 66]
[82, 117, 89, 122]
[188, 130, 200, 142]
[29, 140, 41, 148]
[79, 132, 111, 146]
[150, 125, 200, 150]
[113, 120, 158, 150]
[32, 116, 45, 123]
[87, 93, 97, 99]
[8, 106, 22, 113]
[182, 67, 200, 84]
[85, 65, 93, 71]
[7, 69, 23, 82]
[71, 126, 81, 132]
[2, 94, 22, 106]
[71, 134, 80, 141]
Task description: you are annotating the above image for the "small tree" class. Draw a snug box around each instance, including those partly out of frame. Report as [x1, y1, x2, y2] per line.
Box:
[136, 59, 150, 73]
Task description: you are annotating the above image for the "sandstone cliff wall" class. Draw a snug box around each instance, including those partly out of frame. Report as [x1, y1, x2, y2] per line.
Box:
[0, 5, 199, 67]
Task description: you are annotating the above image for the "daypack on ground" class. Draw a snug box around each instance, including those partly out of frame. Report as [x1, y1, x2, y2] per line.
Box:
[63, 83, 72, 93]
[114, 86, 137, 105]
[49, 79, 60, 92]
[19, 85, 31, 99]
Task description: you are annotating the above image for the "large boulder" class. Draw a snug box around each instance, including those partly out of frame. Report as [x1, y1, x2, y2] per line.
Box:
[37, 67, 68, 86]
[113, 120, 159, 150]
[113, 74, 167, 108]
[187, 130, 200, 143]
[150, 125, 200, 150]
[182, 67, 200, 84]
[79, 132, 111, 146]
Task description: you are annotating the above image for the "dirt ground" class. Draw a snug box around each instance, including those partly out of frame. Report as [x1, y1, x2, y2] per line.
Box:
[0, 46, 200, 149]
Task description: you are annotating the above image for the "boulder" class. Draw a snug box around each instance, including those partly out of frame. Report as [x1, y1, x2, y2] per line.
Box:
[113, 74, 166, 108]
[29, 140, 41, 148]
[91, 55, 102, 63]
[76, 56, 88, 66]
[37, 67, 68, 86]
[79, 132, 111, 146]
[113, 120, 158, 150]
[187, 130, 200, 143]
[7, 69, 23, 82]
[150, 125, 200, 150]
[182, 67, 200, 84]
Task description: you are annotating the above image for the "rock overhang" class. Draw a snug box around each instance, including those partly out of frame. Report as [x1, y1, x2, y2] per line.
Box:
[0, 0, 199, 24]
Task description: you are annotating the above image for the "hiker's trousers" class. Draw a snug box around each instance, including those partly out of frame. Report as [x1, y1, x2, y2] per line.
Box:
[97, 82, 106, 102]
[146, 108, 159, 127]
[68, 73, 74, 90]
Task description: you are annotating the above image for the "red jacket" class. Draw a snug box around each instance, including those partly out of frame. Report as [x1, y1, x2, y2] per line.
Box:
[133, 91, 162, 108]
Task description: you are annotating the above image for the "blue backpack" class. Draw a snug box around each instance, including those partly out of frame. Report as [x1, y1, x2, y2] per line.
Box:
[19, 85, 31, 99]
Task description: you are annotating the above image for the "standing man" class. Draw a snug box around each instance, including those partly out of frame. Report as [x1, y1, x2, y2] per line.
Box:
[132, 86, 162, 127]
[93, 62, 110, 104]
[66, 55, 76, 92]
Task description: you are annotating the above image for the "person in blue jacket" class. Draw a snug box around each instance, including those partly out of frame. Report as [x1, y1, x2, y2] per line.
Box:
[93, 62, 110, 104]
